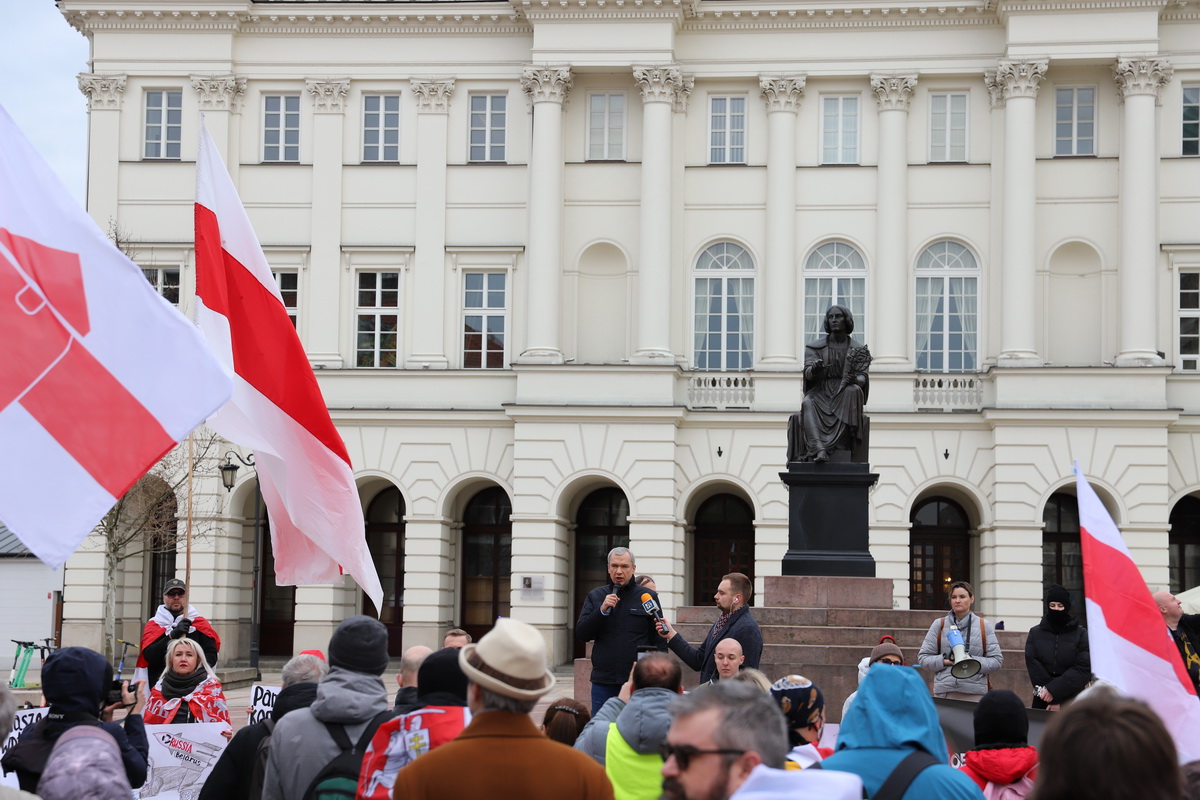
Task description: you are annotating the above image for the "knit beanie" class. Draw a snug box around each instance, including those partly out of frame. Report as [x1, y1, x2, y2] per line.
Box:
[769, 675, 825, 748]
[973, 689, 1029, 747]
[417, 647, 469, 702]
[870, 642, 904, 665]
[328, 615, 390, 676]
[1047, 584, 1072, 611]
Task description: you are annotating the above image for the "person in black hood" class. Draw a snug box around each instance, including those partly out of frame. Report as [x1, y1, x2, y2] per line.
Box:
[1, 646, 148, 793]
[1025, 584, 1091, 709]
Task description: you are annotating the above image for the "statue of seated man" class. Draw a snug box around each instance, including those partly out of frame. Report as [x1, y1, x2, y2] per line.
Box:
[786, 305, 871, 463]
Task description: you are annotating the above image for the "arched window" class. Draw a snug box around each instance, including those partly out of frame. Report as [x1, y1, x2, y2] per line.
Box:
[909, 497, 970, 610]
[691, 494, 754, 606]
[572, 488, 631, 659]
[364, 487, 405, 656]
[1044, 492, 1085, 624]
[1170, 495, 1200, 594]
[694, 242, 755, 371]
[461, 487, 512, 643]
[915, 241, 978, 372]
[804, 242, 867, 342]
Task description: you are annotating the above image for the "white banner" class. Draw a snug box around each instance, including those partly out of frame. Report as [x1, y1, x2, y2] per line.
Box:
[0, 707, 49, 789]
[248, 684, 281, 725]
[138, 723, 229, 800]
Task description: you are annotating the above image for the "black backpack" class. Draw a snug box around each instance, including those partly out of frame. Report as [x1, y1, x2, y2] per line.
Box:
[246, 718, 276, 800]
[301, 710, 391, 800]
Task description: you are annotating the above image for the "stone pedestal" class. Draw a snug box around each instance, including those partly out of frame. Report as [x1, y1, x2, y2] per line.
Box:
[780, 462, 878, 577]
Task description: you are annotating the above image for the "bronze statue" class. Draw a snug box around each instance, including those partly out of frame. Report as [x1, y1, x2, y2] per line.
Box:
[786, 305, 871, 463]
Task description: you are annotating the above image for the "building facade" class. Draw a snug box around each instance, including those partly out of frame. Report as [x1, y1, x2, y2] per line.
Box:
[55, 0, 1200, 665]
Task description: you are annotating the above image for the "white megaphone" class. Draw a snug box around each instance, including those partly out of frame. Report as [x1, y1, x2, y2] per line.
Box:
[946, 623, 981, 679]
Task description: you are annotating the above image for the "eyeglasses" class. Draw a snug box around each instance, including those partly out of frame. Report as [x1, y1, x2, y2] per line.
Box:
[659, 743, 745, 770]
[877, 658, 903, 666]
[166, 590, 185, 597]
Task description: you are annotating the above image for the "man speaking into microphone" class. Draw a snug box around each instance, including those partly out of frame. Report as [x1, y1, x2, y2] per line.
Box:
[656, 572, 763, 686]
[577, 547, 667, 714]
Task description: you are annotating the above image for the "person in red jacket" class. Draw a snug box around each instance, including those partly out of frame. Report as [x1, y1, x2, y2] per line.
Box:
[959, 690, 1037, 798]
[134, 578, 220, 685]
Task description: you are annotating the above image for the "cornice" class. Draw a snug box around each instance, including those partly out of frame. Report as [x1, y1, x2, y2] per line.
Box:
[511, 0, 694, 21]
[684, 1, 1001, 30]
[991, 0, 1169, 14]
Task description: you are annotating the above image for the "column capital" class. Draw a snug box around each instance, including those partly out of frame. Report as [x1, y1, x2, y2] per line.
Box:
[410, 79, 455, 113]
[306, 79, 350, 113]
[1114, 57, 1173, 101]
[759, 75, 806, 113]
[870, 73, 918, 111]
[674, 75, 695, 114]
[77, 73, 126, 110]
[995, 60, 1048, 101]
[983, 70, 1005, 109]
[191, 74, 246, 112]
[520, 66, 572, 105]
[633, 65, 684, 105]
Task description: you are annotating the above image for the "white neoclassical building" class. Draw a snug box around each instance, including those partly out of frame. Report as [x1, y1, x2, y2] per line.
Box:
[53, 0, 1200, 666]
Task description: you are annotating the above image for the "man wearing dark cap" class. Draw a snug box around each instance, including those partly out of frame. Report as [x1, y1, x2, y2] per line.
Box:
[133, 577, 220, 685]
[959, 689, 1038, 794]
[262, 616, 393, 800]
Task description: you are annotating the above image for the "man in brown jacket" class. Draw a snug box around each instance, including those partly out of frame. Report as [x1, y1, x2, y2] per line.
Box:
[392, 617, 613, 800]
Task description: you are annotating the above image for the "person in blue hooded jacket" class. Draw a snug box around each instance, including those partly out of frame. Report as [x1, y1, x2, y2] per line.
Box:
[820, 663, 984, 800]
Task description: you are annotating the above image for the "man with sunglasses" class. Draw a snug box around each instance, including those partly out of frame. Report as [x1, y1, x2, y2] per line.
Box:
[133, 578, 221, 685]
[660, 681, 862, 800]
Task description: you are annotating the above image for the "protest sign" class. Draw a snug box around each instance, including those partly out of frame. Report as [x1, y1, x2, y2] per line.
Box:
[248, 684, 281, 724]
[0, 707, 49, 789]
[140, 722, 229, 800]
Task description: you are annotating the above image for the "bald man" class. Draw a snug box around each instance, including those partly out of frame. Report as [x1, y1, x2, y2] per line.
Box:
[394, 645, 433, 713]
[713, 638, 745, 682]
[1154, 591, 1200, 694]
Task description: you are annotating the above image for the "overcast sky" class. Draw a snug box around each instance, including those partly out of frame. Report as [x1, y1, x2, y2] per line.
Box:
[0, 2, 90, 207]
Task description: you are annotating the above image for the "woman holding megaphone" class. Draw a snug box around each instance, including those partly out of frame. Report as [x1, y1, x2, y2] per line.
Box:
[917, 581, 1004, 701]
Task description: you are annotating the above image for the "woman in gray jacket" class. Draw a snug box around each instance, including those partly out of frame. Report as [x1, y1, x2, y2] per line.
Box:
[917, 581, 1003, 701]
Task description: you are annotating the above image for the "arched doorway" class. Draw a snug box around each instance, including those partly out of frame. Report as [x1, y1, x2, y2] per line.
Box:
[909, 497, 970, 610]
[363, 487, 405, 657]
[259, 507, 297, 657]
[572, 487, 630, 659]
[1043, 492, 1085, 625]
[1170, 495, 1200, 594]
[461, 487, 512, 643]
[691, 494, 754, 606]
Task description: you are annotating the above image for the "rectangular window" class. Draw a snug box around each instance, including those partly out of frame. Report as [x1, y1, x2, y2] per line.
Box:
[263, 94, 301, 162]
[929, 92, 968, 162]
[1185, 86, 1200, 157]
[363, 94, 400, 162]
[587, 93, 625, 161]
[915, 276, 978, 372]
[272, 270, 299, 329]
[462, 272, 507, 369]
[144, 91, 182, 160]
[803, 277, 866, 342]
[821, 95, 859, 164]
[709, 96, 746, 164]
[356, 271, 399, 368]
[142, 267, 180, 305]
[469, 94, 507, 163]
[694, 276, 754, 371]
[1180, 271, 1200, 371]
[1055, 87, 1095, 157]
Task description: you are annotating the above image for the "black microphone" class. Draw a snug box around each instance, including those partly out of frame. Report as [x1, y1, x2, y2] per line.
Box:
[641, 592, 664, 623]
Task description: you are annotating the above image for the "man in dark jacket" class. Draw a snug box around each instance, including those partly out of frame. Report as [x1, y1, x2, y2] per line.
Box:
[1024, 584, 1091, 708]
[198, 652, 327, 800]
[576, 547, 666, 714]
[1154, 590, 1200, 694]
[134, 578, 220, 685]
[657, 572, 763, 684]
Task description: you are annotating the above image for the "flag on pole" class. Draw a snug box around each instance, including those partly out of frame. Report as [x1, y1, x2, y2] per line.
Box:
[0, 103, 232, 567]
[1076, 461, 1200, 762]
[193, 120, 383, 610]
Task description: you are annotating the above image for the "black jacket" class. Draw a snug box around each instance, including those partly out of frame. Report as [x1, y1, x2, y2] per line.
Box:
[667, 605, 763, 684]
[1171, 614, 1200, 694]
[1024, 615, 1091, 705]
[576, 580, 666, 684]
[198, 681, 319, 800]
[393, 685, 422, 715]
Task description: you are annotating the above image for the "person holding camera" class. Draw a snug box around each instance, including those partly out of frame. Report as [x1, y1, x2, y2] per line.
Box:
[133, 577, 220, 686]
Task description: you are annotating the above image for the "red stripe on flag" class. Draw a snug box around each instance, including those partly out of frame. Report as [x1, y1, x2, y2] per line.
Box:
[194, 204, 351, 465]
[20, 339, 176, 498]
[1082, 522, 1198, 694]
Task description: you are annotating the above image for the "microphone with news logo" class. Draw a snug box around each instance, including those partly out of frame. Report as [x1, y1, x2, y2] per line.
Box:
[641, 592, 667, 638]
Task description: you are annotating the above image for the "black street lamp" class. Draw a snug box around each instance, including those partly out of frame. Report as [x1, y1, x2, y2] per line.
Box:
[221, 451, 262, 680]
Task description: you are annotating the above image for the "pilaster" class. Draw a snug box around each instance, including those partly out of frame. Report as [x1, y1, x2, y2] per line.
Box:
[191, 75, 245, 182]
[306, 79, 350, 369]
[78, 73, 126, 227]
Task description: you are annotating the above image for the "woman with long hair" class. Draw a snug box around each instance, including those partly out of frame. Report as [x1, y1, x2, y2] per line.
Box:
[143, 637, 231, 733]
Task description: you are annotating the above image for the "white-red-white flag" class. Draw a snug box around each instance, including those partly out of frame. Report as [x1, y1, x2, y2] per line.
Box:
[193, 121, 383, 610]
[1076, 461, 1200, 762]
[0, 104, 232, 567]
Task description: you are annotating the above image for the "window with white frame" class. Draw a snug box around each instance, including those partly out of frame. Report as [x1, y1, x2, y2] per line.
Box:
[929, 92, 968, 162]
[709, 96, 746, 164]
[356, 271, 399, 368]
[469, 94, 506, 163]
[1055, 87, 1095, 157]
[587, 93, 625, 161]
[804, 242, 867, 342]
[141, 267, 180, 305]
[362, 94, 400, 162]
[272, 270, 299, 329]
[821, 95, 860, 165]
[462, 272, 507, 369]
[915, 241, 979, 372]
[1179, 271, 1200, 371]
[1185, 86, 1199, 157]
[263, 94, 300, 163]
[694, 242, 755, 371]
[144, 90, 182, 160]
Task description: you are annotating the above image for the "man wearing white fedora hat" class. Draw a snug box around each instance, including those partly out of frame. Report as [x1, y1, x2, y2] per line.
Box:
[392, 617, 614, 799]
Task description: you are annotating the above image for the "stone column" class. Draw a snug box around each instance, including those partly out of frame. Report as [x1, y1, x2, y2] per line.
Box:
[632, 66, 685, 363]
[994, 60, 1047, 367]
[1114, 57, 1173, 366]
[758, 76, 805, 369]
[191, 75, 246, 181]
[406, 79, 455, 369]
[984, 70, 1006, 368]
[870, 73, 918, 370]
[516, 66, 572, 364]
[77, 74, 126, 227]
[306, 79, 350, 369]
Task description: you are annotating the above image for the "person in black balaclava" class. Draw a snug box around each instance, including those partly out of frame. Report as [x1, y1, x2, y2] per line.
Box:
[1024, 585, 1092, 709]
